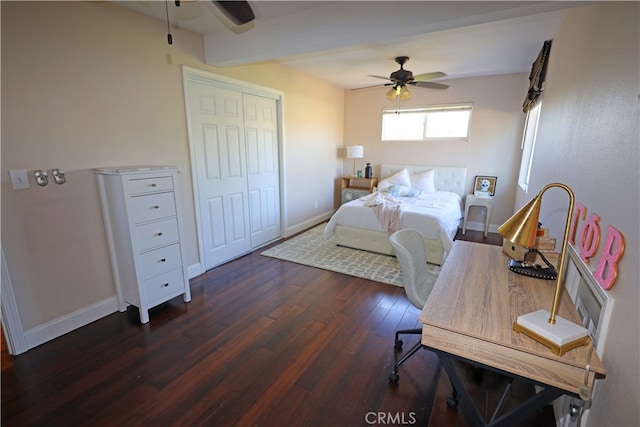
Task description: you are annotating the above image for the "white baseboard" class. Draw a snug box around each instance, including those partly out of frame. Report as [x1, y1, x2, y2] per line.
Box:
[21, 263, 202, 352]
[187, 262, 202, 279]
[285, 210, 334, 237]
[24, 296, 120, 351]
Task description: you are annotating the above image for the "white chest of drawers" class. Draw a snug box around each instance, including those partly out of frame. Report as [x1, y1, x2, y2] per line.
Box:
[95, 166, 191, 323]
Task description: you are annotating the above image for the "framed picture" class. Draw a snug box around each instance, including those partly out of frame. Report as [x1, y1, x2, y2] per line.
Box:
[473, 175, 497, 196]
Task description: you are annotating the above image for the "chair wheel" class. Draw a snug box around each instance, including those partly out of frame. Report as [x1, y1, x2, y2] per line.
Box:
[446, 395, 458, 409]
[389, 371, 400, 384]
[394, 338, 403, 351]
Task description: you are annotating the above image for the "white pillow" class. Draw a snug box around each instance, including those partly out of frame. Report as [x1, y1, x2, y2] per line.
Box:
[410, 169, 436, 193]
[378, 168, 411, 192]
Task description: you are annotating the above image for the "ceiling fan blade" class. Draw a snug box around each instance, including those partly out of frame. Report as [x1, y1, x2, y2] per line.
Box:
[213, 1, 255, 25]
[368, 75, 391, 81]
[351, 84, 386, 91]
[412, 81, 450, 90]
[413, 72, 447, 82]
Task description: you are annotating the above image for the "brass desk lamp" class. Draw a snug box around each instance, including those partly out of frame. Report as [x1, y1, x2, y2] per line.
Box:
[498, 183, 589, 356]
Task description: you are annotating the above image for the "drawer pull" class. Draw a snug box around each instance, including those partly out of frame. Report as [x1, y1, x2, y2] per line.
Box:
[150, 183, 157, 187]
[156, 232, 163, 237]
[160, 258, 167, 262]
[162, 283, 169, 287]
[153, 205, 160, 209]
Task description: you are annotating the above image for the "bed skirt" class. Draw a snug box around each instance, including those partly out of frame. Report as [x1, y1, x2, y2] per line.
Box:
[333, 225, 445, 265]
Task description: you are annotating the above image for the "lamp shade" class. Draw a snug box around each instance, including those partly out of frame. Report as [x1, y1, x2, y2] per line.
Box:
[346, 145, 364, 159]
[497, 196, 542, 248]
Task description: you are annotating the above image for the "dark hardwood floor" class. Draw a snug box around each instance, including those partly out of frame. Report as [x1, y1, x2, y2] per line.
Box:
[2, 228, 555, 426]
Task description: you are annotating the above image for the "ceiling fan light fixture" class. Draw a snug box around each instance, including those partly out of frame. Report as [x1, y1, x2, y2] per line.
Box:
[399, 86, 411, 100]
[386, 87, 398, 100]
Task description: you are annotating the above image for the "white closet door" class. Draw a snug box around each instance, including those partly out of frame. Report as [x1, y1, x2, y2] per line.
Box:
[187, 80, 251, 269]
[243, 93, 281, 247]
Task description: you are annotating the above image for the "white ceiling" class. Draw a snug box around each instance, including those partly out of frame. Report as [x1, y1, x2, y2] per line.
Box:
[116, 1, 585, 89]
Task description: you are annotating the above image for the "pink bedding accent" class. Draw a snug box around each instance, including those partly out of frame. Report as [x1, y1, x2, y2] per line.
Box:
[363, 192, 402, 234]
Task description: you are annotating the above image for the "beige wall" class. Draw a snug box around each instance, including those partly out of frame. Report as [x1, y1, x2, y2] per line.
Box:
[514, 3, 639, 425]
[344, 73, 527, 226]
[1, 2, 344, 331]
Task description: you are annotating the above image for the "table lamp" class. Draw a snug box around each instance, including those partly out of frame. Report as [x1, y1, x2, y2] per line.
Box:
[497, 183, 589, 356]
[346, 145, 364, 176]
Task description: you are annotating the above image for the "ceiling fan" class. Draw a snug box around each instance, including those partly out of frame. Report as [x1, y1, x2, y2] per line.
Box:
[174, 1, 255, 24]
[369, 56, 449, 101]
[167, 1, 255, 44]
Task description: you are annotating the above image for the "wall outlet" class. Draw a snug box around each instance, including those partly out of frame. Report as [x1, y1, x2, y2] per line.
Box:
[9, 169, 29, 190]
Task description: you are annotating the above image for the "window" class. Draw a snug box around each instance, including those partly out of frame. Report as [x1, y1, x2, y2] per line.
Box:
[381, 104, 472, 142]
[518, 102, 542, 192]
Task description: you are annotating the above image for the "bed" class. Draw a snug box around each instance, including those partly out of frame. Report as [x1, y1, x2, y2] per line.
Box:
[324, 165, 467, 265]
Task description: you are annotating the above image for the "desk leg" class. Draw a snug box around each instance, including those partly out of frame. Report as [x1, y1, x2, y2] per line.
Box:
[491, 387, 564, 426]
[436, 350, 486, 426]
[433, 349, 566, 427]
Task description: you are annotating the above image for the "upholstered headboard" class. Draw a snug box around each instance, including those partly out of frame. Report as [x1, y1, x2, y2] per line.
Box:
[380, 164, 468, 198]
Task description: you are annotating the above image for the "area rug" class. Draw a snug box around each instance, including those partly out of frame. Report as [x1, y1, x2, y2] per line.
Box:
[261, 223, 441, 287]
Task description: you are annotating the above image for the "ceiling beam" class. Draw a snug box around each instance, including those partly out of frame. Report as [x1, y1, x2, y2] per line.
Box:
[204, 1, 583, 67]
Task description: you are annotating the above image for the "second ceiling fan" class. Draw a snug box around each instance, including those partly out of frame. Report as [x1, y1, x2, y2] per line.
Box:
[174, 1, 255, 24]
[167, 1, 255, 44]
[370, 56, 449, 100]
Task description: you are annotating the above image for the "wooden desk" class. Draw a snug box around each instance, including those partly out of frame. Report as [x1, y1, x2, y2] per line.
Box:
[419, 241, 605, 426]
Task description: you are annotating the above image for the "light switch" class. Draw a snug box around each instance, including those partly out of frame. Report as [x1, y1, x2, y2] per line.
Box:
[9, 169, 30, 190]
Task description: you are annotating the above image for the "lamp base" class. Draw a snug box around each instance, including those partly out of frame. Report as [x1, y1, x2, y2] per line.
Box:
[513, 309, 589, 356]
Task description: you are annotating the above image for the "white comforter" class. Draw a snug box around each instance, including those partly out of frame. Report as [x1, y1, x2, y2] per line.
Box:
[323, 191, 463, 252]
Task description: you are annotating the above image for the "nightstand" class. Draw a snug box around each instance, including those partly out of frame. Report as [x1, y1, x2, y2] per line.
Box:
[462, 193, 493, 237]
[341, 176, 378, 204]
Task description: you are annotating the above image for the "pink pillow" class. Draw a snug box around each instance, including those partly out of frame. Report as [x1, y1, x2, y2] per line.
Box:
[410, 169, 436, 193]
